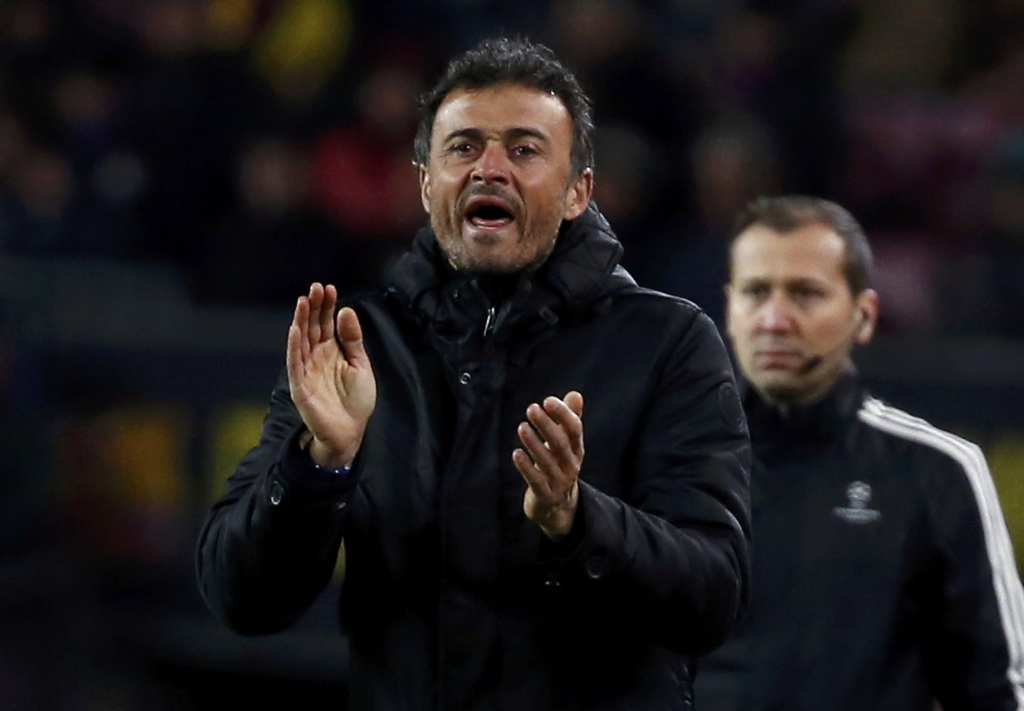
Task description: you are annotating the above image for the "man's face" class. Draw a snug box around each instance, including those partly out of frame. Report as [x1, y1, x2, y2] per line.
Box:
[726, 222, 878, 406]
[419, 83, 593, 274]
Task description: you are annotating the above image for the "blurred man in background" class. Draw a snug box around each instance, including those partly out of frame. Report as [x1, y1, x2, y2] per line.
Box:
[197, 37, 752, 711]
[695, 194, 1024, 710]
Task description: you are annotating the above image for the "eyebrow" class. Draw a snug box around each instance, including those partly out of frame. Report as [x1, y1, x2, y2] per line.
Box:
[736, 275, 831, 288]
[442, 126, 550, 144]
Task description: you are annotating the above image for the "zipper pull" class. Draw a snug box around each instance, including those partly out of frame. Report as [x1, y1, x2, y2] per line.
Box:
[483, 306, 495, 337]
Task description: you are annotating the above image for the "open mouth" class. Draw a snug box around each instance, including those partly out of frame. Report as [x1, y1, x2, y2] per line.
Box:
[464, 195, 516, 230]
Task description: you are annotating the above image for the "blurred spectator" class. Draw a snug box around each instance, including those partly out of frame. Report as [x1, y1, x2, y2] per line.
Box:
[0, 145, 118, 256]
[645, 117, 780, 326]
[548, 0, 704, 159]
[963, 41, 1024, 131]
[52, 69, 123, 157]
[961, 0, 1024, 76]
[251, 0, 353, 108]
[307, 53, 427, 284]
[965, 132, 1024, 337]
[356, 0, 549, 53]
[125, 0, 243, 269]
[840, 0, 964, 93]
[843, 95, 1004, 242]
[0, 0, 1013, 341]
[196, 135, 373, 307]
[203, 0, 262, 53]
[869, 235, 943, 334]
[591, 123, 665, 269]
[0, 111, 29, 182]
[690, 117, 780, 232]
[52, 68, 145, 256]
[0, 0, 64, 72]
[716, 0, 856, 197]
[310, 55, 424, 242]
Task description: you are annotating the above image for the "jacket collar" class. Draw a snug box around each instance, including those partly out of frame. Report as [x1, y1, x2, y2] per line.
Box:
[740, 369, 866, 452]
[386, 202, 635, 329]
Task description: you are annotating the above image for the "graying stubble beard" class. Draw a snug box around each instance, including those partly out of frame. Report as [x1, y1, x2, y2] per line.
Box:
[433, 177, 577, 275]
[440, 227, 558, 276]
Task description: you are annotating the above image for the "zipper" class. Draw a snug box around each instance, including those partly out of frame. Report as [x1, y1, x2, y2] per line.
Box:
[482, 306, 495, 338]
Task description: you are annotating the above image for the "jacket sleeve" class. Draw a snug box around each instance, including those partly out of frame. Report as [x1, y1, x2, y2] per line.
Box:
[922, 441, 1024, 710]
[195, 368, 360, 635]
[542, 309, 752, 657]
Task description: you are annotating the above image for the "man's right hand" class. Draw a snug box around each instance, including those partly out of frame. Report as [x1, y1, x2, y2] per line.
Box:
[287, 283, 376, 469]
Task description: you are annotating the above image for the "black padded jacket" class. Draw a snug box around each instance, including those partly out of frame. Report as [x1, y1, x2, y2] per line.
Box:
[695, 372, 1024, 710]
[196, 205, 753, 711]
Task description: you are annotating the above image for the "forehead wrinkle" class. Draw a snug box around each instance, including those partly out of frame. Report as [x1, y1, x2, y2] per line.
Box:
[505, 126, 549, 142]
[442, 127, 484, 143]
[441, 126, 550, 144]
[435, 85, 570, 136]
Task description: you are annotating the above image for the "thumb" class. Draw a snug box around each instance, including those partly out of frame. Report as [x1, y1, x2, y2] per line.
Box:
[337, 307, 369, 366]
[564, 390, 584, 418]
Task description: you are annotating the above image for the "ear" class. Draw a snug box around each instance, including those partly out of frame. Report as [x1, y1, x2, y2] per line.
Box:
[562, 169, 594, 220]
[853, 288, 879, 345]
[418, 165, 431, 215]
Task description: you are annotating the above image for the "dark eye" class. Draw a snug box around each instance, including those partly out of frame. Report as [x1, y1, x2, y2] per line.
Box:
[511, 144, 538, 157]
[449, 143, 476, 156]
[743, 284, 770, 300]
[791, 286, 826, 302]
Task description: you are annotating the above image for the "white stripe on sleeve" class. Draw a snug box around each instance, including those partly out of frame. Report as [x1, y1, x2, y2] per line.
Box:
[859, 397, 1024, 708]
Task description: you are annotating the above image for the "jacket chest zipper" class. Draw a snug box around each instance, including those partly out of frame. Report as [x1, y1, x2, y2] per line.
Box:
[482, 306, 496, 338]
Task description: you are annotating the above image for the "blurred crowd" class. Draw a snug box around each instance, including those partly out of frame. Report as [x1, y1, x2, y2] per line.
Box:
[0, 2, 1022, 707]
[0, 0, 1023, 336]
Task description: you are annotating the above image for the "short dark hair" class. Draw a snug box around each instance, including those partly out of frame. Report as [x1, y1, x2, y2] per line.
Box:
[413, 37, 595, 177]
[731, 195, 874, 294]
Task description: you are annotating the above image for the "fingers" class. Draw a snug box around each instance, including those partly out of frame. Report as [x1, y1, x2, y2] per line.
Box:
[291, 292, 311, 363]
[320, 284, 338, 341]
[518, 418, 563, 481]
[514, 393, 585, 490]
[307, 283, 326, 346]
[564, 390, 584, 418]
[291, 285, 369, 377]
[293, 283, 342, 350]
[337, 307, 369, 367]
[288, 283, 341, 380]
[531, 397, 584, 461]
[525, 403, 571, 467]
[286, 321, 304, 387]
[512, 446, 549, 495]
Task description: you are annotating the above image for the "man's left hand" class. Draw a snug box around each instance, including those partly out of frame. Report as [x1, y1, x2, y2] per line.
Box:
[513, 391, 585, 541]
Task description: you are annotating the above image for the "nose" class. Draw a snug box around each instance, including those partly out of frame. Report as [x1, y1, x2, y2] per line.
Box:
[471, 142, 510, 185]
[756, 294, 796, 333]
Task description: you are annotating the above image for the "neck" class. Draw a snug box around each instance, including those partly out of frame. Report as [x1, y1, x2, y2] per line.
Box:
[755, 365, 853, 412]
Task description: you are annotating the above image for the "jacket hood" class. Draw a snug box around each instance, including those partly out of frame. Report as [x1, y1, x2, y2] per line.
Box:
[386, 202, 636, 322]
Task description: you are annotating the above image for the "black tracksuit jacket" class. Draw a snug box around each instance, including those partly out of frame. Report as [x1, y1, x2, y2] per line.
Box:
[196, 205, 753, 711]
[694, 372, 1024, 710]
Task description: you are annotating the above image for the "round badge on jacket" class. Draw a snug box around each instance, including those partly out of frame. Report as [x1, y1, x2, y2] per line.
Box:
[717, 382, 746, 432]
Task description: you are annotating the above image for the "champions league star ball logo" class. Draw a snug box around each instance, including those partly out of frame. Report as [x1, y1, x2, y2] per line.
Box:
[833, 480, 882, 524]
[847, 481, 871, 508]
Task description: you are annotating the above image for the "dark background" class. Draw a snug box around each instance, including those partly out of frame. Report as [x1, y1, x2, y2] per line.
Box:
[0, 0, 1022, 708]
